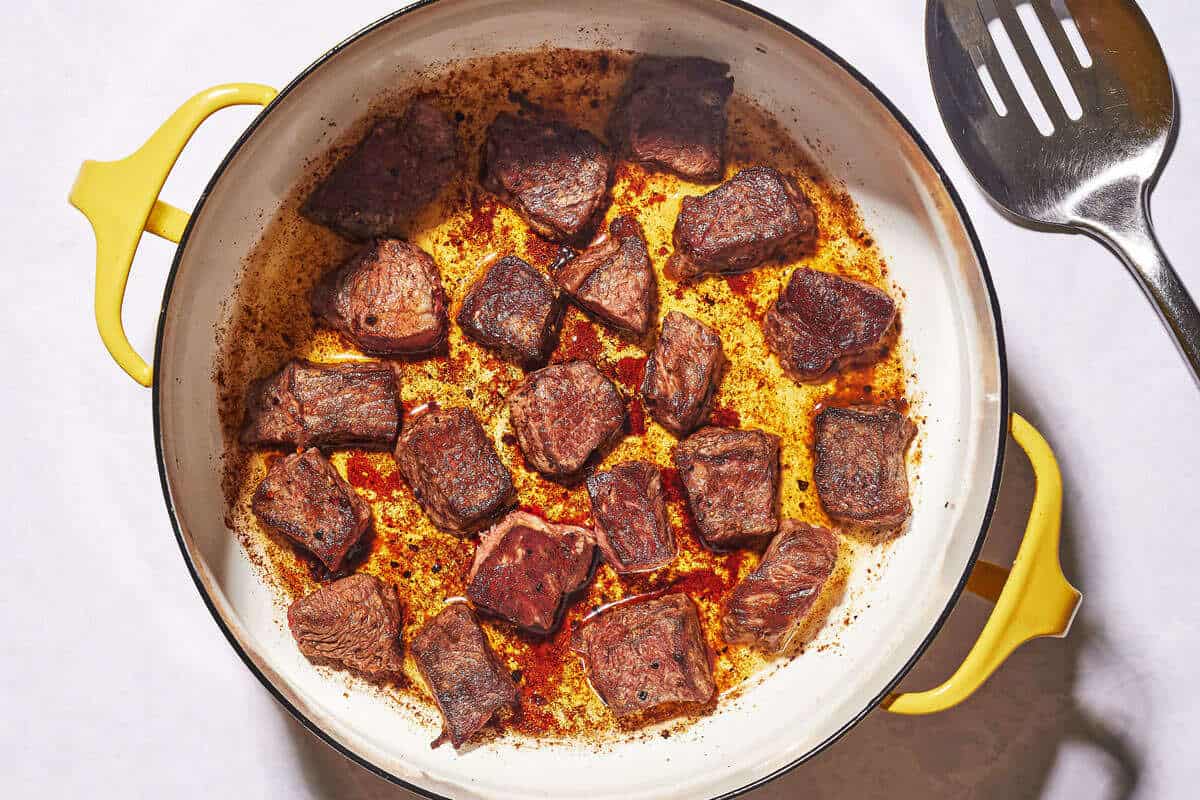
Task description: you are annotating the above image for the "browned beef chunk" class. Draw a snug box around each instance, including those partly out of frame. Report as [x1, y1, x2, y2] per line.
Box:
[252, 448, 371, 572]
[240, 360, 400, 450]
[586, 461, 675, 574]
[555, 215, 656, 335]
[302, 97, 457, 239]
[572, 593, 714, 719]
[507, 360, 625, 481]
[394, 406, 514, 534]
[411, 603, 518, 749]
[287, 573, 404, 675]
[674, 426, 780, 549]
[457, 256, 562, 366]
[813, 405, 916, 529]
[641, 311, 725, 437]
[668, 167, 817, 280]
[466, 511, 595, 635]
[763, 268, 896, 382]
[722, 521, 838, 652]
[312, 238, 448, 356]
[481, 112, 614, 242]
[607, 56, 733, 182]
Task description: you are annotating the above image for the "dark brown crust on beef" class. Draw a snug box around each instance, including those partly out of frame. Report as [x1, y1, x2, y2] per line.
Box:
[456, 256, 562, 366]
[586, 461, 675, 574]
[481, 112, 614, 242]
[466, 511, 596, 635]
[240, 360, 401, 450]
[641, 311, 725, 437]
[721, 521, 838, 652]
[572, 593, 715, 719]
[240, 364, 303, 448]
[763, 268, 896, 382]
[287, 573, 404, 675]
[394, 406, 515, 534]
[607, 56, 733, 182]
[673, 426, 780, 549]
[507, 360, 625, 481]
[667, 167, 817, 280]
[251, 448, 372, 572]
[302, 97, 458, 239]
[813, 405, 916, 529]
[312, 238, 449, 356]
[555, 215, 656, 335]
[411, 603, 518, 749]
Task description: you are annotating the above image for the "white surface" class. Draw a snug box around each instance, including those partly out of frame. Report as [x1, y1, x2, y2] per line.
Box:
[1, 0, 1197, 798]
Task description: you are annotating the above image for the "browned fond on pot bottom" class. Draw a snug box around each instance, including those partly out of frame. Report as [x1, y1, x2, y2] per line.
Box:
[215, 48, 912, 744]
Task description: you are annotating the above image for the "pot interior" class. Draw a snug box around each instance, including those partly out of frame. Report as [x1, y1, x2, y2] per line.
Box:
[156, 2, 1005, 798]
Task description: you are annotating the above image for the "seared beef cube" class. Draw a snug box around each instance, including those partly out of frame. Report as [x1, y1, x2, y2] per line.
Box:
[586, 461, 675, 574]
[764, 268, 896, 382]
[481, 112, 614, 242]
[412, 603, 518, 749]
[722, 521, 838, 652]
[457, 256, 561, 366]
[572, 593, 715, 718]
[302, 97, 457, 239]
[252, 448, 371, 572]
[813, 405, 916, 529]
[507, 360, 625, 481]
[641, 311, 725, 437]
[312, 238, 448, 356]
[395, 406, 514, 534]
[673, 426, 780, 548]
[287, 573, 404, 675]
[240, 360, 400, 450]
[467, 511, 595, 635]
[555, 215, 656, 335]
[668, 167, 817, 280]
[607, 56, 733, 182]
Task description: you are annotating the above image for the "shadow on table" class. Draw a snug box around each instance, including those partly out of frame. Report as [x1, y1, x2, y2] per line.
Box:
[278, 377, 1148, 800]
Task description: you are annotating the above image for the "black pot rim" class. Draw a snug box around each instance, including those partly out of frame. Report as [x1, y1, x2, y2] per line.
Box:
[151, 2, 1009, 798]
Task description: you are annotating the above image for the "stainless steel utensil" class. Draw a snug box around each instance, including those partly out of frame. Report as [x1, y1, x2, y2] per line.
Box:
[926, 0, 1199, 381]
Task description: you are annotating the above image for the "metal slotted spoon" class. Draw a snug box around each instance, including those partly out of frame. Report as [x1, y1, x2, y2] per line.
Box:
[926, 0, 1199, 382]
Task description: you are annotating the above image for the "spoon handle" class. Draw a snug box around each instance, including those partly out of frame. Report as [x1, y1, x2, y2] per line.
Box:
[1080, 191, 1200, 386]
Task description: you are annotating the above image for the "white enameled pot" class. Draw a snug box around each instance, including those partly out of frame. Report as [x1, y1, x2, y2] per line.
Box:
[69, 2, 1080, 798]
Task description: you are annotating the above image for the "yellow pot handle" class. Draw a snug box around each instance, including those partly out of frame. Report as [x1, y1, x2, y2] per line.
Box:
[69, 83, 278, 387]
[882, 412, 1082, 714]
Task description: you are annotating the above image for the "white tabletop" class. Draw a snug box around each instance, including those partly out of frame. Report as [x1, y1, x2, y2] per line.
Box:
[3, 1, 1198, 797]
